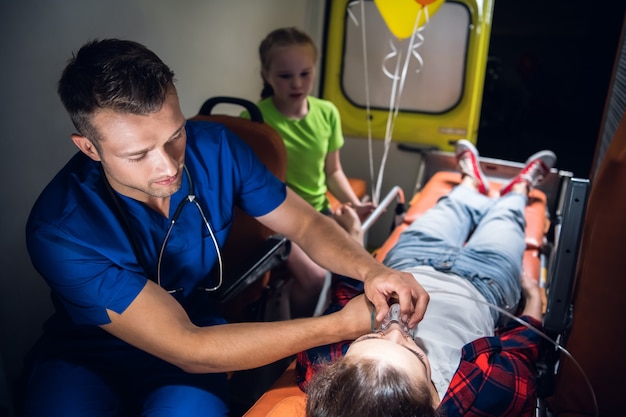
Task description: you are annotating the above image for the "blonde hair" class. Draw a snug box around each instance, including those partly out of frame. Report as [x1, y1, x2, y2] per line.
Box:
[258, 27, 318, 99]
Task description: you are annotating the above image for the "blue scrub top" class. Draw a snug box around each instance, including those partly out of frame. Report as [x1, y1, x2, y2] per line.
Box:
[26, 120, 287, 330]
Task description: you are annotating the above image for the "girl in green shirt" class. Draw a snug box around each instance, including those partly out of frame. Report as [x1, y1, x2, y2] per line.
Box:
[252, 27, 375, 317]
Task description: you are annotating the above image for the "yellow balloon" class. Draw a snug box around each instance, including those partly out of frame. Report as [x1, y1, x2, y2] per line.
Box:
[374, 0, 445, 40]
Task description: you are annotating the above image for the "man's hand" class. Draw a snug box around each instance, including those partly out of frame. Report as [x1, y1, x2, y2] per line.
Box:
[336, 294, 374, 339]
[331, 204, 428, 327]
[363, 268, 429, 329]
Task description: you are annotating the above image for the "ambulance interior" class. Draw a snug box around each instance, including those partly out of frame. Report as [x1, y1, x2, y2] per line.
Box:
[1, 1, 624, 417]
[215, 2, 626, 416]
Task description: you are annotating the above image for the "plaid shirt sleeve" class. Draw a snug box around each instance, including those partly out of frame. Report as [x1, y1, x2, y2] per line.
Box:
[296, 275, 364, 391]
[439, 316, 544, 417]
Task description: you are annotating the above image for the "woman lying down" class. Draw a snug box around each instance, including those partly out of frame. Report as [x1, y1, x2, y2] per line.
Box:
[298, 141, 554, 417]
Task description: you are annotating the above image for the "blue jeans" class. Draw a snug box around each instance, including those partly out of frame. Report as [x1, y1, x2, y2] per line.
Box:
[383, 186, 527, 322]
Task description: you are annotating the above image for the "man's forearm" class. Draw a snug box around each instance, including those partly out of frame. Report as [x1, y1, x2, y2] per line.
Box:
[261, 188, 381, 281]
[104, 284, 372, 375]
[297, 215, 380, 281]
[182, 314, 353, 373]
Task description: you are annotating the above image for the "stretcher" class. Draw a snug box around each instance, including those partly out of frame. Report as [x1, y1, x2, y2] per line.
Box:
[194, 96, 623, 416]
[239, 144, 593, 417]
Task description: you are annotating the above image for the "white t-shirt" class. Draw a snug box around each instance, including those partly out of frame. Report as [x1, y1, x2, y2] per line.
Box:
[406, 266, 495, 399]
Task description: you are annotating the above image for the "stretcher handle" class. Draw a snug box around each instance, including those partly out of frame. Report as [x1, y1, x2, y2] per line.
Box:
[362, 186, 404, 233]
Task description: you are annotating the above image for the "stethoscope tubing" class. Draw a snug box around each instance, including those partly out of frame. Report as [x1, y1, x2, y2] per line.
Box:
[103, 163, 223, 294]
[156, 165, 223, 293]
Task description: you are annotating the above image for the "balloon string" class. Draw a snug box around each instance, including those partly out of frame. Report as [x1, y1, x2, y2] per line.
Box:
[350, 2, 431, 205]
[375, 7, 428, 204]
[375, 42, 402, 204]
[346, 1, 360, 26]
[348, 0, 377, 203]
[358, 1, 375, 201]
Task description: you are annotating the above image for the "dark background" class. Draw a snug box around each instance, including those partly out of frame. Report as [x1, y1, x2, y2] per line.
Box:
[478, 1, 625, 178]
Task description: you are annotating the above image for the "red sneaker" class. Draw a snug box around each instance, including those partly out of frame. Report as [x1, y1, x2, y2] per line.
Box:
[500, 150, 557, 196]
[455, 139, 490, 195]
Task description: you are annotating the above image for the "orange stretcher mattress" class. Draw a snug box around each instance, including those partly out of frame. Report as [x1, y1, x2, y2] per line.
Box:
[242, 171, 549, 417]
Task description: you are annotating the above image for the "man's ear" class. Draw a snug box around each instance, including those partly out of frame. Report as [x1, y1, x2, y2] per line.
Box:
[71, 134, 101, 161]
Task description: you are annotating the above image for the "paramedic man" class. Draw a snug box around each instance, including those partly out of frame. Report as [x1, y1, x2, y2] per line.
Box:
[20, 38, 428, 417]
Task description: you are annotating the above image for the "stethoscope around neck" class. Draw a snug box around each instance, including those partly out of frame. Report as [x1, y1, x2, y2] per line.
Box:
[104, 164, 223, 294]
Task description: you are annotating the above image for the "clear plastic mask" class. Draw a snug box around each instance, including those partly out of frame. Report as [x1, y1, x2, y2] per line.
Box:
[374, 303, 418, 338]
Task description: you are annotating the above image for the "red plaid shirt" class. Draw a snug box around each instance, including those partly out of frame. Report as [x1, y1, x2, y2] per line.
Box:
[297, 276, 543, 417]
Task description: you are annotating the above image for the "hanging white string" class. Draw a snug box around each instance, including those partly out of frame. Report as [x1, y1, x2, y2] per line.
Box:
[359, 1, 375, 201]
[375, 40, 403, 204]
[346, 1, 359, 26]
[346, 2, 432, 204]
[348, 1, 376, 202]
[373, 6, 430, 204]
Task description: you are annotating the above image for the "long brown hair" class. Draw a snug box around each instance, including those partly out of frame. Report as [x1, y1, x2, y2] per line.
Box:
[258, 27, 318, 99]
[305, 356, 443, 417]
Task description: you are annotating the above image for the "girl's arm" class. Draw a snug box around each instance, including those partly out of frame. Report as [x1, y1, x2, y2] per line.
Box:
[325, 150, 374, 221]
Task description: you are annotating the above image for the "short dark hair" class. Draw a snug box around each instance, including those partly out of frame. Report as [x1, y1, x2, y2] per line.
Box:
[57, 38, 175, 143]
[305, 357, 443, 417]
[258, 27, 317, 99]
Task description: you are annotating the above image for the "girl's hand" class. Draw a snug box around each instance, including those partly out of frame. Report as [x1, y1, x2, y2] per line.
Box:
[353, 202, 376, 223]
[332, 204, 364, 244]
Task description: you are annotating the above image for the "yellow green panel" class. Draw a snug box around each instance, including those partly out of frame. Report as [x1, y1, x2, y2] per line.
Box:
[322, 0, 494, 151]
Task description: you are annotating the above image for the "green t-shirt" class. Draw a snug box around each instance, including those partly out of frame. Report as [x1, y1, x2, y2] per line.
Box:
[243, 96, 344, 211]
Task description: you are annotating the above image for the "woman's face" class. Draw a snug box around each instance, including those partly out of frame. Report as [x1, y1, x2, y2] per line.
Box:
[345, 324, 440, 404]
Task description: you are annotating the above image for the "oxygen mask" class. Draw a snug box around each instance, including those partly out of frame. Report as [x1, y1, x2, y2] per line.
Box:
[374, 303, 418, 338]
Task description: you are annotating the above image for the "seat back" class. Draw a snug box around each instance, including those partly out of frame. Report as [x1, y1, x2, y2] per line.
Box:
[189, 97, 288, 321]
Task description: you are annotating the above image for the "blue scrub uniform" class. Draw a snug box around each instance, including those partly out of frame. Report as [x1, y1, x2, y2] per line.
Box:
[22, 120, 287, 417]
